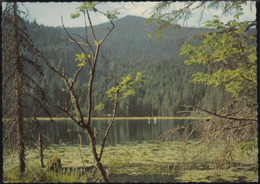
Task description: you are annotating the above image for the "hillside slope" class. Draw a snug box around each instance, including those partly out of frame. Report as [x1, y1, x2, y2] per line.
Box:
[27, 16, 232, 117]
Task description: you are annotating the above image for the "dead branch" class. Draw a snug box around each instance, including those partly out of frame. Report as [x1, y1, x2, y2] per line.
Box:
[184, 104, 257, 122]
[56, 58, 63, 72]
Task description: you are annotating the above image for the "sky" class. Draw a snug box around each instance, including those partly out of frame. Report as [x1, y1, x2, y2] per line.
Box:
[2, 2, 256, 28]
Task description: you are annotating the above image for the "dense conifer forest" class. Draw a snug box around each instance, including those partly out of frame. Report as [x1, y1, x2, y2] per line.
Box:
[25, 15, 248, 117]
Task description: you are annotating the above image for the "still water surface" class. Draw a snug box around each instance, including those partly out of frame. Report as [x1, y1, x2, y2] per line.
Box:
[39, 119, 190, 145]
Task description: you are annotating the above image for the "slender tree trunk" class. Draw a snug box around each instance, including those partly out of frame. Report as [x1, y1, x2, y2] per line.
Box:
[13, 2, 26, 174]
[39, 134, 44, 168]
[88, 133, 108, 182]
[85, 46, 108, 182]
[17, 116, 25, 173]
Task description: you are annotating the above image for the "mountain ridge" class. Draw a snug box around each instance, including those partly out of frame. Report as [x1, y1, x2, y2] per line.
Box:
[25, 15, 232, 117]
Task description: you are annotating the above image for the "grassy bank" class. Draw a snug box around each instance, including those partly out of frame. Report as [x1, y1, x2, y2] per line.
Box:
[3, 165, 88, 183]
[34, 116, 210, 121]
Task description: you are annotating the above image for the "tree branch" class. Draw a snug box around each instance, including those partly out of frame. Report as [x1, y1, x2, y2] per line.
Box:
[71, 33, 95, 53]
[22, 93, 53, 121]
[55, 104, 84, 128]
[99, 20, 115, 45]
[186, 20, 256, 43]
[99, 90, 119, 160]
[86, 9, 96, 42]
[70, 66, 83, 88]
[61, 17, 92, 68]
[184, 105, 257, 122]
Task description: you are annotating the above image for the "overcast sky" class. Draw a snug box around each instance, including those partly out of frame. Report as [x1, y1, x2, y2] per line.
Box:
[2, 2, 256, 28]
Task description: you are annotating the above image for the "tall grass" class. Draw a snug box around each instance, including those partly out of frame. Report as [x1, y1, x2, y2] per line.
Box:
[3, 165, 88, 183]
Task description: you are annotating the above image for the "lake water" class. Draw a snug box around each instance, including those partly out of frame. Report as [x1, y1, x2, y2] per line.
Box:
[4, 118, 257, 182]
[39, 119, 192, 146]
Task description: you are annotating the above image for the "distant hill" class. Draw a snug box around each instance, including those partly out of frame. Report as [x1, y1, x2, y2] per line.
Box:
[26, 15, 233, 117]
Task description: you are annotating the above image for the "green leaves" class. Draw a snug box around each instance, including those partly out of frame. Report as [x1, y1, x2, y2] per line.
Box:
[70, 2, 120, 22]
[94, 103, 104, 111]
[75, 53, 92, 67]
[135, 72, 146, 83]
[123, 89, 135, 99]
[70, 12, 80, 19]
[106, 72, 145, 101]
[85, 1, 99, 11]
[203, 12, 244, 30]
[95, 40, 102, 46]
[204, 15, 224, 29]
[105, 10, 120, 21]
[70, 2, 99, 19]
[182, 14, 256, 98]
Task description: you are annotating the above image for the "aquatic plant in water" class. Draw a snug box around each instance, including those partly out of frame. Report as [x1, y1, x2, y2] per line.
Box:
[3, 140, 258, 182]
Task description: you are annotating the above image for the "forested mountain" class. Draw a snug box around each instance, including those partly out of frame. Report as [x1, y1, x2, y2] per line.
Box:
[26, 15, 235, 117]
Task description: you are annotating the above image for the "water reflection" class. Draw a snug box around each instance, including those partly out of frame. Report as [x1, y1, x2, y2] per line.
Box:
[39, 119, 191, 146]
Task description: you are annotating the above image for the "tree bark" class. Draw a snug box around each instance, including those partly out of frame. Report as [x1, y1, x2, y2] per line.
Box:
[88, 133, 108, 182]
[85, 44, 109, 182]
[13, 2, 26, 174]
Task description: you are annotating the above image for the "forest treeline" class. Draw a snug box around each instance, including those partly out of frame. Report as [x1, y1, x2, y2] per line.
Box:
[24, 15, 253, 117]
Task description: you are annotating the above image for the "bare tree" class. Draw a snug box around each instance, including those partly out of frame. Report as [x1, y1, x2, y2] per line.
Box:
[38, 2, 144, 182]
[2, 2, 51, 174]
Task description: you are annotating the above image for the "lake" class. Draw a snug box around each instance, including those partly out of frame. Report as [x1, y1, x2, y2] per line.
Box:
[4, 118, 258, 182]
[38, 119, 191, 145]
